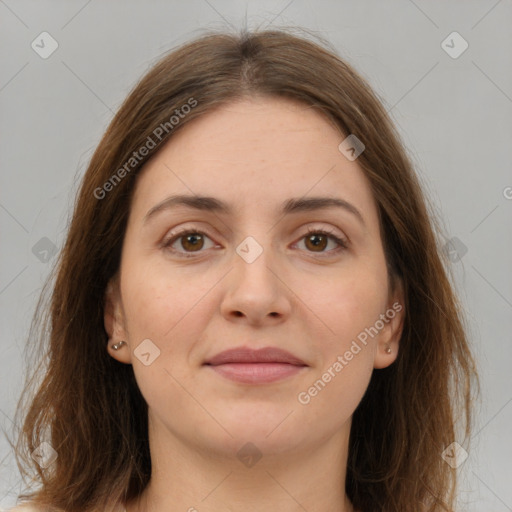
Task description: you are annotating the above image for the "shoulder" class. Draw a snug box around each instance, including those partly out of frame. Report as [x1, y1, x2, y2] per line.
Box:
[4, 502, 124, 512]
[5, 503, 44, 512]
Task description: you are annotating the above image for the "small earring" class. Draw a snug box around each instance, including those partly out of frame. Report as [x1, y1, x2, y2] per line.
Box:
[385, 345, 392, 354]
[112, 341, 126, 350]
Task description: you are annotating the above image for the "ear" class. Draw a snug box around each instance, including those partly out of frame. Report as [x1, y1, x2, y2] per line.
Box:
[373, 279, 405, 370]
[104, 276, 131, 364]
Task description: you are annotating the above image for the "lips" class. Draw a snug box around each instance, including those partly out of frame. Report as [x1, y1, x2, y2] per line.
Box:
[203, 347, 308, 384]
[204, 346, 307, 366]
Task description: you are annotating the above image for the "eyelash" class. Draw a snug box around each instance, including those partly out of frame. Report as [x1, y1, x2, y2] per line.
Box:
[161, 226, 348, 259]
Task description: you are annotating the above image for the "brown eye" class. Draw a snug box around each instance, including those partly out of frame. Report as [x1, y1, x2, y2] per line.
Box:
[296, 228, 348, 256]
[180, 233, 205, 252]
[304, 233, 328, 252]
[163, 230, 216, 257]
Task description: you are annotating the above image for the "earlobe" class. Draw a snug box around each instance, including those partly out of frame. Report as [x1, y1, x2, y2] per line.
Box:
[104, 277, 131, 364]
[373, 297, 405, 370]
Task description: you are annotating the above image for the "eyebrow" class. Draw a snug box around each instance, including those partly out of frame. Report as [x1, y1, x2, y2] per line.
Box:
[143, 194, 365, 226]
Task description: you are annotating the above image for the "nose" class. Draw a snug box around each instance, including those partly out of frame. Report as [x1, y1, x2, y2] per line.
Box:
[219, 237, 292, 326]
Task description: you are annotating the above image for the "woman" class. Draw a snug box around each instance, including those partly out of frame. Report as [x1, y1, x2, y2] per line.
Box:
[9, 28, 478, 512]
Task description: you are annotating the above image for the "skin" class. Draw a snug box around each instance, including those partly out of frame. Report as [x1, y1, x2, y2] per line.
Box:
[104, 96, 404, 512]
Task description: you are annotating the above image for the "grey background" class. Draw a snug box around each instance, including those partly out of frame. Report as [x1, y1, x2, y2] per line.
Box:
[1, 1, 511, 510]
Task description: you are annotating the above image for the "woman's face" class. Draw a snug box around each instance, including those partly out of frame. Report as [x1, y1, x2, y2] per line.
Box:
[105, 96, 403, 460]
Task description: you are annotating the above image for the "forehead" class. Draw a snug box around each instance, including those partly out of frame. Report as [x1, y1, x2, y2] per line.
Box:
[130, 96, 379, 226]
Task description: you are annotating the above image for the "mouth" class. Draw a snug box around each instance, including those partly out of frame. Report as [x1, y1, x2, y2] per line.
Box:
[203, 346, 308, 384]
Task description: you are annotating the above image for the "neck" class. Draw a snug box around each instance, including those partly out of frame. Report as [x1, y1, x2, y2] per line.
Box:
[126, 411, 356, 512]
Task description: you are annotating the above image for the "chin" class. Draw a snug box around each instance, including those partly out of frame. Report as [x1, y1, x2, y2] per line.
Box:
[212, 409, 305, 446]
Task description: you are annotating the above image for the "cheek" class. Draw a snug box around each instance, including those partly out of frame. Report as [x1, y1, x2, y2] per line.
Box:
[310, 263, 388, 345]
[119, 257, 228, 395]
[118, 260, 215, 406]
[120, 256, 213, 340]
[296, 269, 383, 419]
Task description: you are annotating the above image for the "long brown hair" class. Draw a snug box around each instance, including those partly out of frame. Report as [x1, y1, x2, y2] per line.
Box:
[8, 28, 478, 512]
